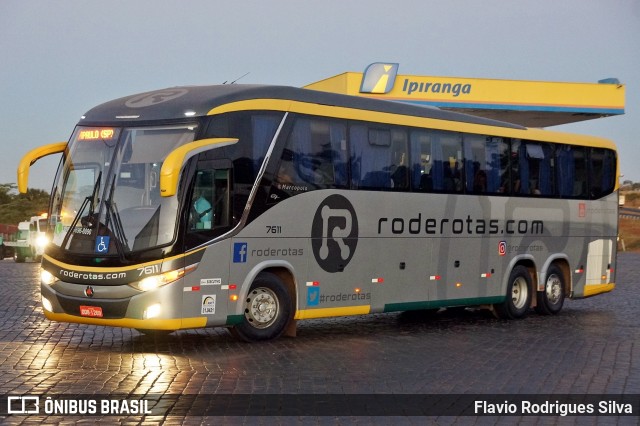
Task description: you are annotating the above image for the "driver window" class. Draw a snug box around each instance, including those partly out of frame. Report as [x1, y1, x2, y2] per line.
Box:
[188, 167, 231, 232]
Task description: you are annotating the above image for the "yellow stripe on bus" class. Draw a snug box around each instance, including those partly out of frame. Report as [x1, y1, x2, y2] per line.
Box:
[43, 311, 207, 330]
[42, 247, 206, 274]
[294, 305, 371, 320]
[583, 283, 615, 297]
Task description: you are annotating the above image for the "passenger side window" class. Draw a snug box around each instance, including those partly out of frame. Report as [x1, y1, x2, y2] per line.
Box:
[590, 148, 616, 199]
[463, 135, 508, 194]
[276, 117, 347, 192]
[409, 130, 463, 193]
[410, 130, 434, 192]
[350, 125, 408, 191]
[431, 132, 463, 193]
[556, 145, 588, 198]
[512, 141, 555, 196]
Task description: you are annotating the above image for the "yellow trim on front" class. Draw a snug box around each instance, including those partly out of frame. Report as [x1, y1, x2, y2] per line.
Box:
[583, 283, 615, 297]
[207, 99, 617, 150]
[160, 137, 238, 196]
[43, 310, 207, 330]
[17, 142, 67, 193]
[42, 245, 207, 274]
[294, 305, 371, 320]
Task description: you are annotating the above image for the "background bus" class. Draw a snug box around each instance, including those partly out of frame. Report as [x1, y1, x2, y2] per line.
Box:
[18, 85, 618, 341]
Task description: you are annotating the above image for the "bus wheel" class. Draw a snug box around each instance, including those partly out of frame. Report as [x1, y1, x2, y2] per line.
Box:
[493, 265, 531, 319]
[535, 264, 565, 315]
[231, 272, 292, 342]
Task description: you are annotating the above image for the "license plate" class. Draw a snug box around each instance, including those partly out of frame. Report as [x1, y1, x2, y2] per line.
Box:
[80, 305, 103, 318]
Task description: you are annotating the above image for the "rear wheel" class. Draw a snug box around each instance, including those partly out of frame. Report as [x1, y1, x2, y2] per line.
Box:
[493, 265, 532, 319]
[231, 272, 292, 342]
[535, 264, 565, 315]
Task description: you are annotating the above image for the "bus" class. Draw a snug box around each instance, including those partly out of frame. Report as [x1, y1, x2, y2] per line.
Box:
[18, 85, 618, 341]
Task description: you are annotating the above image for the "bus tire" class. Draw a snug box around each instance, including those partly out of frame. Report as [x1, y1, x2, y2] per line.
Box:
[493, 265, 531, 319]
[535, 264, 565, 315]
[231, 272, 292, 342]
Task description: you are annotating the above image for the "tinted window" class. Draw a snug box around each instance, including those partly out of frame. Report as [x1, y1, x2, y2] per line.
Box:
[205, 112, 283, 184]
[410, 130, 433, 192]
[432, 132, 463, 193]
[276, 117, 348, 192]
[463, 135, 509, 194]
[590, 148, 616, 199]
[511, 140, 556, 196]
[556, 145, 588, 198]
[350, 125, 408, 191]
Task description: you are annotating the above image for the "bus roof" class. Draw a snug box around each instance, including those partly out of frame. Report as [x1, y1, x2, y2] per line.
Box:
[81, 85, 523, 129]
[80, 84, 616, 150]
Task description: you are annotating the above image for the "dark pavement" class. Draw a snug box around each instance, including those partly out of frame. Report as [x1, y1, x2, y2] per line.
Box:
[0, 253, 638, 425]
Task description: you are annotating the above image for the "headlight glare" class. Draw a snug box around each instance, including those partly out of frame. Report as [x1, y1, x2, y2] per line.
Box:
[40, 268, 57, 285]
[130, 263, 198, 292]
[36, 235, 49, 248]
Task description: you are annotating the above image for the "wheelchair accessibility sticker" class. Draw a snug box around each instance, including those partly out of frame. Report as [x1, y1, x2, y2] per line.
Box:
[95, 236, 110, 254]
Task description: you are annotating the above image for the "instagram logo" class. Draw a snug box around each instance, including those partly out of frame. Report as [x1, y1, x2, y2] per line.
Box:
[498, 241, 507, 256]
[311, 195, 358, 273]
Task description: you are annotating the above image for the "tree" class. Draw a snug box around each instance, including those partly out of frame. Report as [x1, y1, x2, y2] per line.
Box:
[0, 184, 50, 225]
[0, 183, 15, 205]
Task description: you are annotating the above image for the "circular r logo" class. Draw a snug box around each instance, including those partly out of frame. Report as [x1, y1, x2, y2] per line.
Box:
[311, 195, 358, 273]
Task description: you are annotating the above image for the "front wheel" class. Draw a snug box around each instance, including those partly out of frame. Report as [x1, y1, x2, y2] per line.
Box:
[535, 264, 565, 315]
[231, 272, 292, 342]
[493, 265, 532, 319]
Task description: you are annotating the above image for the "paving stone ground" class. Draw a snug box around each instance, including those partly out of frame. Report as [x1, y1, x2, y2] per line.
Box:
[0, 253, 638, 425]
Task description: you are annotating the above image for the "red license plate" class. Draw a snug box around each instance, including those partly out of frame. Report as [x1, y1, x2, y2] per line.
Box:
[80, 305, 103, 318]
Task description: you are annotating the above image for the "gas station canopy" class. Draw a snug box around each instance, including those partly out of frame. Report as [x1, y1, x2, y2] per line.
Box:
[305, 63, 625, 127]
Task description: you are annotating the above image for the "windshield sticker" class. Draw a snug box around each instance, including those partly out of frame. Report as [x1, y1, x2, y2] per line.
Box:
[94, 236, 110, 254]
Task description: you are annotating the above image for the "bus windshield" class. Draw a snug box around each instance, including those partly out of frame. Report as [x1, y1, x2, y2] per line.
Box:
[49, 124, 198, 255]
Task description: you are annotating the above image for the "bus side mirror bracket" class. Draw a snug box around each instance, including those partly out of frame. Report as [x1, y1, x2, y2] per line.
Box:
[160, 138, 238, 197]
[17, 142, 67, 193]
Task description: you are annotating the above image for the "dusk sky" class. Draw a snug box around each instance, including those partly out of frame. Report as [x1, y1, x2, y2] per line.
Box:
[1, 0, 638, 191]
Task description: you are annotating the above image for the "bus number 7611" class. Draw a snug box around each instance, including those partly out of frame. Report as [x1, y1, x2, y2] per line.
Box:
[137, 264, 161, 276]
[266, 225, 282, 234]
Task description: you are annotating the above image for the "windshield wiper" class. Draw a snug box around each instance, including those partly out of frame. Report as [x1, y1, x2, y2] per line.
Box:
[61, 171, 102, 249]
[104, 174, 128, 259]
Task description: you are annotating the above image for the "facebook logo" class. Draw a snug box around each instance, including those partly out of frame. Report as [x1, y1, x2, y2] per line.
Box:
[233, 242, 248, 263]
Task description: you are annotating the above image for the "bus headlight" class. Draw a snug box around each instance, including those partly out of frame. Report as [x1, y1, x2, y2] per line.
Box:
[36, 235, 49, 248]
[144, 303, 162, 319]
[41, 268, 58, 285]
[42, 296, 53, 312]
[130, 263, 198, 292]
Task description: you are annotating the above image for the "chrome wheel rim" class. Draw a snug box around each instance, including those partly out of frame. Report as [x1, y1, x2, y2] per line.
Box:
[545, 273, 562, 305]
[244, 287, 279, 329]
[511, 277, 528, 309]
